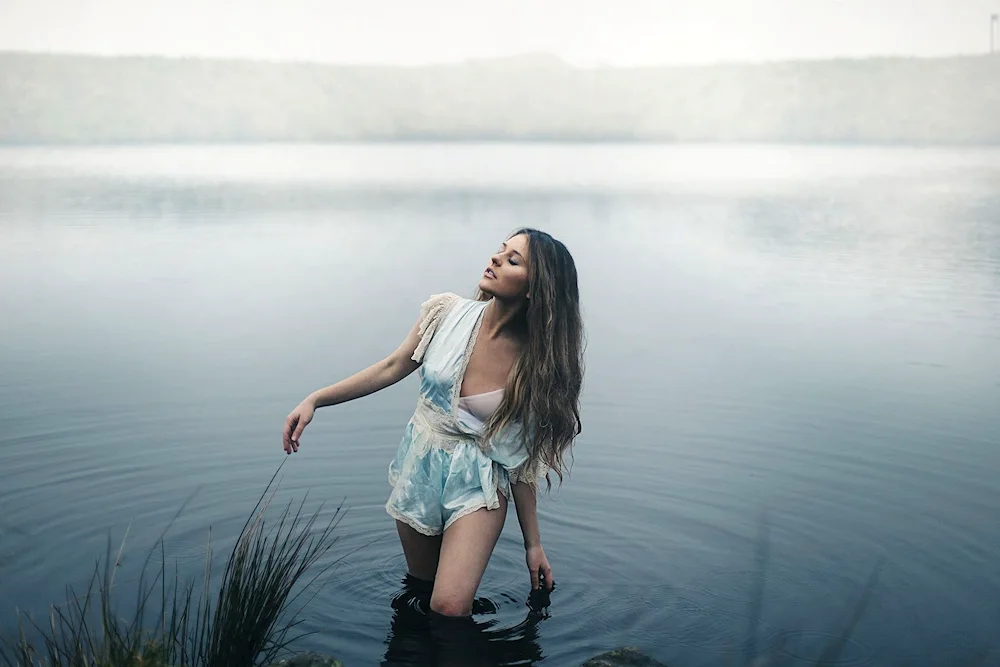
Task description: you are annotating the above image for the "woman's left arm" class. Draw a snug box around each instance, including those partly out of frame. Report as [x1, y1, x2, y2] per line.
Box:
[511, 481, 554, 590]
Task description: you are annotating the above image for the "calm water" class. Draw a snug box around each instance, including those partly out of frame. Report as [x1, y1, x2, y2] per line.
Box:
[1, 144, 998, 667]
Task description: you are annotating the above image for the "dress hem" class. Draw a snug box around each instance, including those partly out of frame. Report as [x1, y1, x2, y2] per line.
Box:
[385, 503, 444, 537]
[442, 498, 502, 532]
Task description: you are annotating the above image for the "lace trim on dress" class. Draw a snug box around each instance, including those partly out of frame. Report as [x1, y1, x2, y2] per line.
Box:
[385, 502, 442, 536]
[411, 292, 461, 364]
[508, 456, 550, 489]
[443, 498, 494, 530]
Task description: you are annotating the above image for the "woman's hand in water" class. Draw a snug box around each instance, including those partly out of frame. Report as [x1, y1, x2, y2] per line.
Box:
[282, 399, 315, 454]
[525, 544, 554, 591]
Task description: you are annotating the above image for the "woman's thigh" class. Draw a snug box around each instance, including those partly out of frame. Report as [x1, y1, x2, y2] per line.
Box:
[395, 520, 442, 582]
[429, 496, 508, 617]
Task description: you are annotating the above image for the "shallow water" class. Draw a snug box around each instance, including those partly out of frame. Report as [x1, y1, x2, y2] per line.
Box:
[0, 143, 998, 667]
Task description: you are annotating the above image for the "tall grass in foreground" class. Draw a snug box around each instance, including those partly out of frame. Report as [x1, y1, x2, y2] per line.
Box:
[1, 463, 344, 667]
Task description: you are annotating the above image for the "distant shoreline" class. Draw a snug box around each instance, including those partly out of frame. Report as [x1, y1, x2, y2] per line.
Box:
[3, 51, 999, 146]
[1, 48, 995, 68]
[2, 139, 999, 149]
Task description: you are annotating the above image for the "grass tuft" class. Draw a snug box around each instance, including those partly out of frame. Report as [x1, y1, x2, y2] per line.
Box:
[2, 462, 343, 667]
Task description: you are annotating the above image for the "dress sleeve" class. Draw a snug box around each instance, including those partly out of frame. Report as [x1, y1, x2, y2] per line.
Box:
[410, 292, 461, 363]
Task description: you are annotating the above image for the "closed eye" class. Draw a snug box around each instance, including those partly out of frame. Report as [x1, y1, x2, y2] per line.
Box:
[501, 241, 525, 264]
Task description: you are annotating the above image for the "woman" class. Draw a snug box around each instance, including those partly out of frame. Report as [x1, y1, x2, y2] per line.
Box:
[281, 228, 584, 618]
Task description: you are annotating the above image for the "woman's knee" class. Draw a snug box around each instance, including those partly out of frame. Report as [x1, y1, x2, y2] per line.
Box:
[429, 591, 472, 617]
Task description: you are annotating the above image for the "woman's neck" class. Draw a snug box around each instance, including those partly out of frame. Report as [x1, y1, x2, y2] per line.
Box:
[481, 297, 527, 340]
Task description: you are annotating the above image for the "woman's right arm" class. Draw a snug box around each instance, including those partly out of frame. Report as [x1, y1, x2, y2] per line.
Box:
[282, 315, 424, 454]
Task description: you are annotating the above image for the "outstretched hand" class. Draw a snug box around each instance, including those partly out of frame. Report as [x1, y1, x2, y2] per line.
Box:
[282, 400, 315, 454]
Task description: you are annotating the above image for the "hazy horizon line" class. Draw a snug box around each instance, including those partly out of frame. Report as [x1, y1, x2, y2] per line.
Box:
[2, 47, 996, 69]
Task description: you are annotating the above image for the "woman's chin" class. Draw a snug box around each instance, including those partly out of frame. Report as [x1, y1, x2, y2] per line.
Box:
[477, 279, 495, 295]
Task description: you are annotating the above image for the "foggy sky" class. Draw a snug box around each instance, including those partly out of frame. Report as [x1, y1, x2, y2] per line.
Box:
[1, 0, 998, 66]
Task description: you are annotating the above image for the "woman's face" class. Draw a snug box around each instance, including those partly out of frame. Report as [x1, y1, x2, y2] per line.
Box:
[479, 233, 530, 300]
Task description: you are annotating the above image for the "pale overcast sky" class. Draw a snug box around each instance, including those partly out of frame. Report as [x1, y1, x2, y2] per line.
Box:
[1, 0, 998, 66]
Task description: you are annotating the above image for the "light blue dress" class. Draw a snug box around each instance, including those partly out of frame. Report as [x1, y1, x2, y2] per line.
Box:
[386, 293, 546, 536]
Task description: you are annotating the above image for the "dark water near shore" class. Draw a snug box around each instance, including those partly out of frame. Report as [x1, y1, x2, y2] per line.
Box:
[0, 144, 998, 666]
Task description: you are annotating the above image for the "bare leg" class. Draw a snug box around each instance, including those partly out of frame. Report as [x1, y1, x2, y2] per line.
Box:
[395, 520, 442, 582]
[430, 495, 508, 617]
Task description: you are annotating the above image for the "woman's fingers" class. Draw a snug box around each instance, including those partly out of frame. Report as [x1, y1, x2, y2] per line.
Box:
[530, 566, 540, 591]
[283, 414, 298, 454]
[283, 404, 313, 454]
[543, 564, 554, 590]
[290, 413, 310, 450]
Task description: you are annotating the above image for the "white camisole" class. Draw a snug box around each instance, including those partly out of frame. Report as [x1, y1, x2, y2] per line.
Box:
[457, 387, 504, 428]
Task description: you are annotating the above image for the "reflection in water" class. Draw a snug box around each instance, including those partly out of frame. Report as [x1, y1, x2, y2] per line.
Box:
[382, 575, 552, 667]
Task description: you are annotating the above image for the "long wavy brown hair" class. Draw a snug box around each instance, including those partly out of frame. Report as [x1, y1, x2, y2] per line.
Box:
[474, 228, 585, 490]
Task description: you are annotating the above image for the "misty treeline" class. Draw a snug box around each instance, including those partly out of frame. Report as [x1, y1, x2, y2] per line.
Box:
[2, 51, 999, 144]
